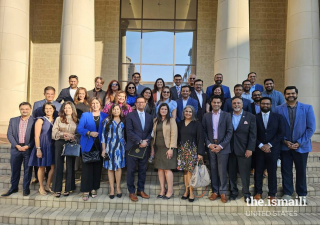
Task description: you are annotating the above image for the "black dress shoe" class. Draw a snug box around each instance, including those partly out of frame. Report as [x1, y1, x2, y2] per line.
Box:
[244, 196, 251, 203]
[116, 193, 122, 198]
[109, 195, 115, 199]
[23, 189, 30, 196]
[163, 194, 174, 200]
[181, 194, 189, 200]
[1, 189, 18, 197]
[157, 195, 164, 198]
[230, 194, 237, 200]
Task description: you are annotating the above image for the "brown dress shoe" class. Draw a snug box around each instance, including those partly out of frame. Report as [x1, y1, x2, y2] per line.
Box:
[129, 193, 138, 202]
[254, 194, 262, 200]
[137, 191, 150, 199]
[209, 193, 219, 201]
[268, 196, 277, 205]
[220, 194, 228, 203]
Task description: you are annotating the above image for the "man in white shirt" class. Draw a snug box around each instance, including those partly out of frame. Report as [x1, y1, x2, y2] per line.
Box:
[190, 79, 207, 121]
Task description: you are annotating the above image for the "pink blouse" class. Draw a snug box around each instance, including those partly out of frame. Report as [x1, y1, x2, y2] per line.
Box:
[102, 102, 133, 117]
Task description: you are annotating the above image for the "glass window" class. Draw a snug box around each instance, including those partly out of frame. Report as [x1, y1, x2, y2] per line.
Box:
[141, 65, 173, 83]
[174, 65, 196, 82]
[174, 31, 196, 65]
[120, 30, 141, 64]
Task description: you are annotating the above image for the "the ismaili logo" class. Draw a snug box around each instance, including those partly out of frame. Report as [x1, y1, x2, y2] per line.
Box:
[246, 196, 307, 207]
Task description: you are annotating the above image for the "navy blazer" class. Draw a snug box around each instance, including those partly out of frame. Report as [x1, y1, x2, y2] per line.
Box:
[125, 111, 153, 151]
[7, 116, 35, 150]
[176, 97, 198, 122]
[256, 112, 285, 155]
[206, 84, 231, 99]
[253, 84, 264, 92]
[56, 87, 75, 103]
[223, 98, 252, 113]
[32, 99, 61, 118]
[77, 112, 108, 153]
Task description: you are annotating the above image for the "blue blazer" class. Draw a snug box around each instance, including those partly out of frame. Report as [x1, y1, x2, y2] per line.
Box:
[275, 102, 316, 153]
[206, 84, 231, 99]
[56, 87, 75, 103]
[7, 116, 35, 150]
[77, 112, 108, 153]
[125, 111, 153, 151]
[176, 97, 198, 122]
[253, 84, 264, 92]
[223, 98, 252, 113]
[32, 99, 61, 118]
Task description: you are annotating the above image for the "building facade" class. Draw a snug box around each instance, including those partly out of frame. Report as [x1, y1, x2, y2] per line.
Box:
[0, 0, 319, 140]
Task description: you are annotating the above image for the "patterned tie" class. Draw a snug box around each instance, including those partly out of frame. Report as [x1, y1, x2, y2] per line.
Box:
[263, 113, 268, 129]
[176, 86, 181, 96]
[139, 112, 145, 130]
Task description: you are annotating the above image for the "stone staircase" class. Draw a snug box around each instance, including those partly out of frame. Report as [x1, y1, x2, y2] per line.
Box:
[0, 143, 320, 224]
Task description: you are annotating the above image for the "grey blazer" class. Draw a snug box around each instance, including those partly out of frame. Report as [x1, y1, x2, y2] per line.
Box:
[136, 84, 147, 95]
[170, 86, 181, 100]
[32, 99, 61, 117]
[202, 111, 233, 154]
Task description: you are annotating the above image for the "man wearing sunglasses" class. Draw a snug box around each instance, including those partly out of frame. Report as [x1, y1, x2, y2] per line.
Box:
[188, 74, 196, 92]
[88, 77, 107, 105]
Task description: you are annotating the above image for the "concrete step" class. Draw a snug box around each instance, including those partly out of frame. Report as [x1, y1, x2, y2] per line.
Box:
[1, 205, 320, 225]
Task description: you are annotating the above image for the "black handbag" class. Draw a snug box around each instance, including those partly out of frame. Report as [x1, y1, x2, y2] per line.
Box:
[128, 145, 148, 159]
[82, 137, 101, 163]
[61, 142, 81, 157]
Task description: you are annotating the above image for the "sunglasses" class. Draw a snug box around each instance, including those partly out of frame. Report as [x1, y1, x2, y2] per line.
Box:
[128, 87, 135, 89]
[111, 83, 118, 86]
[189, 78, 195, 80]
[162, 91, 170, 94]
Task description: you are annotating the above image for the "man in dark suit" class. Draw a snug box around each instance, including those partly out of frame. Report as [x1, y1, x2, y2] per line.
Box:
[188, 74, 196, 92]
[202, 95, 233, 203]
[248, 72, 264, 93]
[132, 72, 147, 95]
[1, 102, 35, 197]
[56, 75, 78, 103]
[250, 90, 262, 115]
[254, 97, 285, 202]
[228, 97, 257, 203]
[125, 96, 153, 202]
[176, 85, 198, 122]
[206, 73, 231, 99]
[223, 84, 251, 113]
[190, 79, 207, 121]
[170, 74, 182, 100]
[87, 77, 106, 105]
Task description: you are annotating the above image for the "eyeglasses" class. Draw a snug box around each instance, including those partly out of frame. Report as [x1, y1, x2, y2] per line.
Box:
[253, 94, 261, 97]
[111, 83, 118, 86]
[189, 78, 195, 80]
[128, 87, 135, 89]
[162, 91, 170, 94]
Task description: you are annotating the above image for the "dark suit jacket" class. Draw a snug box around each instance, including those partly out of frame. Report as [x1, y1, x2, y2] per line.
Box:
[255, 112, 285, 155]
[170, 86, 182, 100]
[251, 103, 258, 115]
[230, 111, 257, 156]
[125, 111, 153, 151]
[87, 89, 106, 105]
[56, 87, 75, 103]
[206, 84, 231, 99]
[176, 97, 198, 122]
[7, 116, 36, 150]
[190, 90, 207, 121]
[202, 111, 233, 154]
[223, 98, 252, 113]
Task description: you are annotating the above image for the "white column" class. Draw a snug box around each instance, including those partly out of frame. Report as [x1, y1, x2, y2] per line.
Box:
[214, 0, 250, 88]
[285, 0, 320, 135]
[59, 0, 95, 90]
[0, 1, 29, 131]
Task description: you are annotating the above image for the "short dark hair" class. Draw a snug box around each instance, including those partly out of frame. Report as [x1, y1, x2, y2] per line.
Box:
[194, 79, 203, 84]
[174, 74, 182, 79]
[284, 86, 298, 94]
[136, 96, 146, 103]
[69, 75, 78, 80]
[181, 85, 190, 91]
[132, 72, 140, 78]
[264, 78, 274, 84]
[214, 73, 223, 77]
[242, 79, 251, 85]
[248, 72, 256, 77]
[260, 97, 272, 104]
[234, 84, 243, 90]
[231, 96, 243, 102]
[19, 102, 32, 108]
[44, 86, 55, 93]
[42, 102, 56, 114]
[252, 90, 261, 96]
[210, 95, 223, 102]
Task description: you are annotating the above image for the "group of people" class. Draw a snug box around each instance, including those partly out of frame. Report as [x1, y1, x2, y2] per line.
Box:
[2, 72, 316, 205]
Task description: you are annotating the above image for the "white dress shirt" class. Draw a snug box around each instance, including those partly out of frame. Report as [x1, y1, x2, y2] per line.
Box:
[196, 90, 203, 107]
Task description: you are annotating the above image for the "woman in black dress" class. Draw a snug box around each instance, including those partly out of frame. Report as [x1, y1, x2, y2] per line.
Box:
[177, 105, 204, 202]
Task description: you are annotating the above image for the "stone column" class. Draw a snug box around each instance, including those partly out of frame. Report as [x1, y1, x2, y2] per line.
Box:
[285, 0, 320, 136]
[59, 0, 95, 91]
[214, 0, 250, 88]
[0, 1, 29, 131]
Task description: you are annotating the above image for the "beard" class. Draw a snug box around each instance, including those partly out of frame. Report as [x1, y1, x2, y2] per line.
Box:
[285, 96, 298, 102]
[261, 107, 270, 113]
[233, 107, 241, 112]
[215, 80, 222, 85]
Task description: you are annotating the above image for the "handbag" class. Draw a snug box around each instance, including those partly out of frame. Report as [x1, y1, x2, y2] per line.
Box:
[128, 145, 148, 159]
[61, 142, 81, 157]
[189, 160, 211, 188]
[82, 137, 101, 163]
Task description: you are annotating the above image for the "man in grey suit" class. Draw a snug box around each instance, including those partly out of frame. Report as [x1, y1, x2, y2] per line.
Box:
[87, 77, 106, 105]
[170, 74, 182, 100]
[228, 97, 257, 203]
[32, 86, 61, 118]
[203, 95, 233, 203]
[132, 72, 147, 95]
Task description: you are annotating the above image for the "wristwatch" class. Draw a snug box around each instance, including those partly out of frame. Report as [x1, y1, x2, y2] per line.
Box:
[139, 140, 143, 144]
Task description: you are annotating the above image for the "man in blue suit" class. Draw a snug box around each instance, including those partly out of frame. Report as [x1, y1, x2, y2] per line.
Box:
[223, 84, 251, 113]
[275, 86, 316, 204]
[253, 97, 285, 202]
[248, 72, 264, 93]
[176, 85, 198, 122]
[32, 86, 61, 118]
[206, 73, 231, 99]
[125, 97, 153, 202]
[1, 102, 35, 197]
[56, 75, 78, 103]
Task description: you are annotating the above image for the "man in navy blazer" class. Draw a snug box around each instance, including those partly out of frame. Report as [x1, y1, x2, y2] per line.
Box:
[275, 86, 316, 204]
[206, 73, 231, 99]
[223, 84, 251, 113]
[1, 102, 35, 197]
[125, 96, 153, 202]
[176, 85, 198, 122]
[248, 72, 264, 93]
[32, 86, 61, 118]
[56, 75, 78, 103]
[254, 97, 285, 201]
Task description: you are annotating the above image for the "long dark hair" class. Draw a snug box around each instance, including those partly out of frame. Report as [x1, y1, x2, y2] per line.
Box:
[59, 101, 78, 124]
[141, 87, 155, 109]
[105, 80, 121, 103]
[157, 86, 172, 106]
[125, 82, 137, 96]
[103, 104, 125, 137]
[155, 103, 170, 125]
[152, 78, 165, 93]
[209, 84, 225, 103]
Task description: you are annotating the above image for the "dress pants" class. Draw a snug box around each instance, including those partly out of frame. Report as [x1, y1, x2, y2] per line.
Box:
[10, 148, 32, 191]
[80, 157, 103, 192]
[281, 150, 308, 196]
[228, 151, 251, 197]
[52, 140, 75, 192]
[126, 149, 149, 194]
[207, 149, 229, 194]
[254, 149, 279, 196]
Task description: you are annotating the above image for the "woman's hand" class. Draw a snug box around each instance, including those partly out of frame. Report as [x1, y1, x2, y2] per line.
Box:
[197, 155, 203, 161]
[166, 149, 173, 159]
[90, 132, 99, 138]
[101, 149, 106, 158]
[151, 146, 155, 157]
[36, 149, 42, 158]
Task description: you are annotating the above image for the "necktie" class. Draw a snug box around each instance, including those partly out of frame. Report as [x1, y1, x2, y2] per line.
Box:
[177, 86, 180, 96]
[263, 113, 268, 129]
[139, 112, 145, 130]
